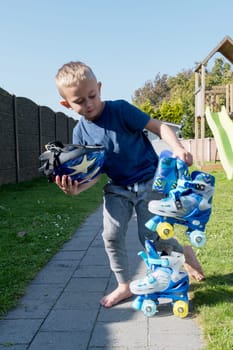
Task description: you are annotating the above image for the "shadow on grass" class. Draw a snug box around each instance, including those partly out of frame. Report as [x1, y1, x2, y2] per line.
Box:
[190, 273, 233, 310]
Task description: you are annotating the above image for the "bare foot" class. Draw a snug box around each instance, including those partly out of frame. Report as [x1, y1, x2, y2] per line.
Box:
[183, 245, 205, 281]
[100, 282, 133, 308]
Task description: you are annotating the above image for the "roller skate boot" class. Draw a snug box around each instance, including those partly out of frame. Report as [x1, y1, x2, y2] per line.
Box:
[130, 240, 189, 318]
[130, 252, 186, 295]
[147, 170, 215, 247]
[152, 150, 191, 195]
[152, 150, 178, 194]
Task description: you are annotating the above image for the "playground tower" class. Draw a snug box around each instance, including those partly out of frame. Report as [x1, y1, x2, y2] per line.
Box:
[194, 35, 233, 166]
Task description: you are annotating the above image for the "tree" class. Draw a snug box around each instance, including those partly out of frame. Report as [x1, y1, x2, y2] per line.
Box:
[134, 99, 157, 118]
[206, 57, 233, 86]
[155, 100, 183, 124]
[133, 73, 170, 108]
[132, 57, 233, 139]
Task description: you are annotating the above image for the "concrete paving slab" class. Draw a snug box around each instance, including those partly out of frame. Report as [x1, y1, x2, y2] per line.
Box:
[64, 277, 108, 292]
[29, 331, 90, 350]
[54, 291, 103, 310]
[40, 309, 98, 332]
[0, 319, 43, 344]
[52, 250, 86, 260]
[89, 320, 148, 348]
[5, 284, 64, 319]
[73, 264, 110, 278]
[31, 260, 77, 284]
[0, 346, 27, 350]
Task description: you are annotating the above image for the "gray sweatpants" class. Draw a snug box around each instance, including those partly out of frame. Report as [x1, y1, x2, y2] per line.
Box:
[102, 178, 183, 283]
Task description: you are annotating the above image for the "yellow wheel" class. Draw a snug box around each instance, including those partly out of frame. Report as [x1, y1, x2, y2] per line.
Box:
[173, 300, 189, 318]
[157, 222, 174, 239]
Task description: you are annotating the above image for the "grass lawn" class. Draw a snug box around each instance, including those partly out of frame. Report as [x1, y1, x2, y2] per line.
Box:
[0, 169, 232, 349]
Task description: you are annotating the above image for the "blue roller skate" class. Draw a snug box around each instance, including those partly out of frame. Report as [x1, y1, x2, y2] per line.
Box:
[130, 240, 189, 318]
[152, 150, 178, 194]
[152, 150, 191, 195]
[147, 163, 215, 247]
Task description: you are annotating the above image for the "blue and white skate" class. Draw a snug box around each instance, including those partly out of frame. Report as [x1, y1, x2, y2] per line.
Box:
[130, 240, 189, 318]
[130, 252, 186, 294]
[147, 170, 215, 247]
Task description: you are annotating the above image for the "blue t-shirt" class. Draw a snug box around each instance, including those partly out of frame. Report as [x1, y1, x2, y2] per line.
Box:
[73, 99, 158, 186]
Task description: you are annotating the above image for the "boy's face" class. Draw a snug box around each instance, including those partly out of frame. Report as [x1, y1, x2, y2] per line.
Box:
[60, 79, 103, 121]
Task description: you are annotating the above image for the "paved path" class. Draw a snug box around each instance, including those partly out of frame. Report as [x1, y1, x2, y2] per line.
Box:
[0, 206, 204, 350]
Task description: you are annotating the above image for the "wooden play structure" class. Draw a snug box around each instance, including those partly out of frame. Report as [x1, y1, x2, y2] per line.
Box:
[194, 35, 233, 166]
[205, 84, 233, 113]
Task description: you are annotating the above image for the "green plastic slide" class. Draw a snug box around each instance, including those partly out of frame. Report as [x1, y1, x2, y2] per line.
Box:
[205, 106, 233, 180]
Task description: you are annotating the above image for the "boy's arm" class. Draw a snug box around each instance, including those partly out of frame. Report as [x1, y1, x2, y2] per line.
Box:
[55, 174, 101, 195]
[145, 118, 193, 166]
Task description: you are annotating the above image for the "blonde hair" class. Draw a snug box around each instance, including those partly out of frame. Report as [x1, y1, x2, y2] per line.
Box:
[55, 61, 97, 95]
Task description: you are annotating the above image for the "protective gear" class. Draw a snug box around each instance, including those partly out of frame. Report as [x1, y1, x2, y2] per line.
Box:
[39, 141, 105, 184]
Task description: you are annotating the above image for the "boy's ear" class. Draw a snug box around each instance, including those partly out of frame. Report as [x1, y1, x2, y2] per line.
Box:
[60, 100, 71, 109]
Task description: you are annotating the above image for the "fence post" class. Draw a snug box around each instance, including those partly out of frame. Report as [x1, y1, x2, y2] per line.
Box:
[38, 106, 42, 153]
[13, 95, 20, 183]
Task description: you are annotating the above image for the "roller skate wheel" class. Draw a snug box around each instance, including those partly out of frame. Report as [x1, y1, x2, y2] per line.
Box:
[157, 222, 174, 240]
[142, 299, 157, 317]
[190, 230, 206, 247]
[173, 300, 189, 318]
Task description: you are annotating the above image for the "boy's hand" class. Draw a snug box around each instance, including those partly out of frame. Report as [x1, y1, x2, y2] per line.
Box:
[55, 175, 80, 195]
[173, 147, 193, 166]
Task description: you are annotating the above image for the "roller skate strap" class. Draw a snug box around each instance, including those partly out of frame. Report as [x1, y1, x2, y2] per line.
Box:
[177, 179, 206, 191]
[171, 190, 183, 209]
[138, 253, 169, 270]
[148, 257, 169, 267]
[138, 251, 149, 267]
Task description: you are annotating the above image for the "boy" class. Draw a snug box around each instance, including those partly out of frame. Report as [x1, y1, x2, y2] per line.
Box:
[55, 61, 204, 308]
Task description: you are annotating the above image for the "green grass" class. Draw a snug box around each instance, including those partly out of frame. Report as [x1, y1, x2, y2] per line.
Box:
[0, 175, 107, 315]
[175, 168, 233, 350]
[0, 169, 233, 349]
